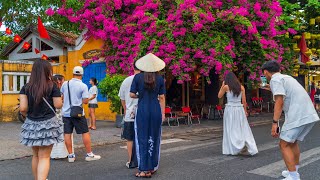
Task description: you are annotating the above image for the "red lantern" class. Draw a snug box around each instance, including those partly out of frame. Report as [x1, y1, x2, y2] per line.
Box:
[41, 54, 48, 60]
[23, 42, 31, 50]
[35, 48, 40, 54]
[13, 35, 22, 43]
[5, 28, 12, 35]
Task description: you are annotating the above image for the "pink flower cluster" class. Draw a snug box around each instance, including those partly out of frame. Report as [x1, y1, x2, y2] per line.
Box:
[53, 0, 294, 83]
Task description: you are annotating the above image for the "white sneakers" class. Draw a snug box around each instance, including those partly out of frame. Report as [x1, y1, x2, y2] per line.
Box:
[67, 153, 101, 162]
[281, 170, 301, 180]
[85, 154, 101, 161]
[68, 154, 76, 163]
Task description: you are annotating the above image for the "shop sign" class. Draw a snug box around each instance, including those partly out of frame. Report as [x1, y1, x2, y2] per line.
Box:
[83, 49, 102, 59]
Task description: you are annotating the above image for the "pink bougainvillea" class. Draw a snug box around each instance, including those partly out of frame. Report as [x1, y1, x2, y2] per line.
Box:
[54, 0, 295, 85]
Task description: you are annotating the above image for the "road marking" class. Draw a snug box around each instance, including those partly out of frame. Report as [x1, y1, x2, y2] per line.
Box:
[190, 141, 278, 166]
[120, 138, 187, 149]
[162, 140, 222, 154]
[248, 146, 320, 178]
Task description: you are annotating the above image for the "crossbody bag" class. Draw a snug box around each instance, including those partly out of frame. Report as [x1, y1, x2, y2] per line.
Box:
[42, 97, 62, 121]
[68, 81, 83, 118]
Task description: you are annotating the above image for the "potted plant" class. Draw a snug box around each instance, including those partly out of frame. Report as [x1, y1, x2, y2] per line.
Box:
[98, 74, 126, 127]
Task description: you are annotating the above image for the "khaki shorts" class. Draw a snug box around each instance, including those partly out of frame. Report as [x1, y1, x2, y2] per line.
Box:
[280, 122, 316, 143]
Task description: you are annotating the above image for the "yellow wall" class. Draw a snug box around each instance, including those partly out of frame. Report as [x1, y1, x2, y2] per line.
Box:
[0, 37, 115, 122]
[67, 38, 116, 121]
[0, 59, 67, 121]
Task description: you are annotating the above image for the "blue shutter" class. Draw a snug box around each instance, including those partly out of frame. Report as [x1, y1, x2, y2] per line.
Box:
[83, 63, 107, 102]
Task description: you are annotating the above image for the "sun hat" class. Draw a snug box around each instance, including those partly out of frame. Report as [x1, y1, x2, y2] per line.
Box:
[73, 66, 84, 75]
[135, 53, 166, 72]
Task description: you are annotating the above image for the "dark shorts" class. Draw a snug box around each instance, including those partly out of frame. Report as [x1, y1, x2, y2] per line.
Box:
[121, 122, 135, 141]
[63, 116, 89, 134]
[88, 104, 98, 108]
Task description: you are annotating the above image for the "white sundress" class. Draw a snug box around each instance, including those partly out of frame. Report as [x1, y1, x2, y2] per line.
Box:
[222, 91, 258, 155]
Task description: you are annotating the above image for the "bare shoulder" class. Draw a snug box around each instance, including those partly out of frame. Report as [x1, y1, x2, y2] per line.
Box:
[241, 85, 245, 91]
[224, 85, 229, 91]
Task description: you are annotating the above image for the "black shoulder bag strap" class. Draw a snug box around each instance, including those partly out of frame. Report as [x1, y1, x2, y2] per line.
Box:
[67, 81, 73, 107]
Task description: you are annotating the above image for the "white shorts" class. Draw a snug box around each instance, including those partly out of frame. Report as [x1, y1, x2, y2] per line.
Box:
[280, 122, 316, 143]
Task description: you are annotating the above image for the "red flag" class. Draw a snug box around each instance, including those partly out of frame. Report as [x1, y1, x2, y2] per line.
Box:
[35, 48, 40, 54]
[23, 42, 31, 50]
[13, 35, 22, 43]
[298, 34, 309, 63]
[0, 22, 2, 27]
[41, 54, 48, 60]
[37, 16, 50, 39]
[5, 28, 12, 35]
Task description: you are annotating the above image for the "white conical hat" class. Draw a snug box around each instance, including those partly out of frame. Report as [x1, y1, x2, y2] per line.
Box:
[135, 53, 166, 72]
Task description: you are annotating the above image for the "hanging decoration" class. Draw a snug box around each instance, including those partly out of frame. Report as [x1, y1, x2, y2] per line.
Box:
[22, 42, 31, 50]
[5, 28, 12, 35]
[41, 54, 48, 60]
[35, 48, 40, 54]
[13, 35, 22, 43]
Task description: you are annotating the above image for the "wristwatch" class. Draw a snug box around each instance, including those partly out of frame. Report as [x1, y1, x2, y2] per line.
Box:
[272, 120, 279, 124]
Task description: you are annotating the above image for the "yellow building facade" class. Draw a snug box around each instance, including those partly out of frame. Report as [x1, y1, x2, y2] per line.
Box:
[0, 26, 116, 122]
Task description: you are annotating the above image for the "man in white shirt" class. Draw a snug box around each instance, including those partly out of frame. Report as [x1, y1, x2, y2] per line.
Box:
[119, 65, 140, 168]
[61, 66, 101, 163]
[262, 61, 319, 180]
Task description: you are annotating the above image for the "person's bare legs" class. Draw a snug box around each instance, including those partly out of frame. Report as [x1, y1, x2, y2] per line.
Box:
[279, 140, 296, 171]
[64, 134, 73, 154]
[90, 108, 96, 129]
[82, 132, 92, 153]
[292, 141, 300, 169]
[37, 145, 53, 180]
[127, 141, 133, 162]
[88, 108, 92, 128]
[31, 147, 39, 180]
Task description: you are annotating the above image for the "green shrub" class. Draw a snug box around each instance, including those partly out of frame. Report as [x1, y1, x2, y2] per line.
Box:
[98, 74, 126, 114]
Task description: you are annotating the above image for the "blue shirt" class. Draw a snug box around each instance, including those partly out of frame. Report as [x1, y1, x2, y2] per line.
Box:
[61, 78, 89, 117]
[270, 73, 319, 131]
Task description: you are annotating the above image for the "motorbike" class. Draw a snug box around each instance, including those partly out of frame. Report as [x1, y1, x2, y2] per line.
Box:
[14, 98, 26, 123]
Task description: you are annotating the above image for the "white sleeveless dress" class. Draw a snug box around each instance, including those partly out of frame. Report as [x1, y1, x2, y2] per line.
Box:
[222, 92, 258, 155]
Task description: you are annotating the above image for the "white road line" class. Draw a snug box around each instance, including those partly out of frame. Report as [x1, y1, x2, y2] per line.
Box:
[190, 141, 279, 166]
[120, 138, 187, 149]
[248, 146, 320, 178]
[162, 140, 222, 154]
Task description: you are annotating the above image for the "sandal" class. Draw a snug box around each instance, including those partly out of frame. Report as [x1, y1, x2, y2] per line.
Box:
[150, 170, 157, 175]
[90, 127, 97, 130]
[135, 171, 152, 178]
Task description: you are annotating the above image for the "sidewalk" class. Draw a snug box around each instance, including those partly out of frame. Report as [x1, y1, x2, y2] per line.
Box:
[0, 113, 273, 161]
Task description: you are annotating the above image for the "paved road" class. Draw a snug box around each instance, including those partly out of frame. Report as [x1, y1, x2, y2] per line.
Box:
[1, 123, 319, 180]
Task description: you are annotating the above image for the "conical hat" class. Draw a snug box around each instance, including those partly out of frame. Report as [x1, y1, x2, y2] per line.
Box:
[135, 53, 166, 72]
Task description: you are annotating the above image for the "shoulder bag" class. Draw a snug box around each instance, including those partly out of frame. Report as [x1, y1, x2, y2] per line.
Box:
[68, 81, 84, 118]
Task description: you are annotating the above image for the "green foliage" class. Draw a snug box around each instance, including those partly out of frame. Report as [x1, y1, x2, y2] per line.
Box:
[0, 0, 82, 33]
[98, 74, 126, 114]
[0, 35, 11, 59]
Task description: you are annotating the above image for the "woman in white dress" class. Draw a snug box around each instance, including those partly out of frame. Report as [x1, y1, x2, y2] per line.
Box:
[218, 72, 258, 156]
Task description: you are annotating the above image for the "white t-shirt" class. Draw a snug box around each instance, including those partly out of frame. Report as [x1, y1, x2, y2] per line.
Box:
[61, 78, 89, 117]
[118, 75, 138, 122]
[270, 73, 319, 131]
[89, 85, 98, 104]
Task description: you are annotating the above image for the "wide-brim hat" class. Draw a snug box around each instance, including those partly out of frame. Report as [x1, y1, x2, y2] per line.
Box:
[135, 53, 166, 72]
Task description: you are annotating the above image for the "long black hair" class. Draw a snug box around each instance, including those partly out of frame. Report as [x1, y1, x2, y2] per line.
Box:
[225, 72, 241, 97]
[90, 77, 98, 85]
[144, 72, 157, 90]
[25, 59, 53, 105]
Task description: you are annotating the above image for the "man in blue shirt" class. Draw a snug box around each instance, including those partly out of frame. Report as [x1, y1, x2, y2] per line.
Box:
[61, 66, 101, 163]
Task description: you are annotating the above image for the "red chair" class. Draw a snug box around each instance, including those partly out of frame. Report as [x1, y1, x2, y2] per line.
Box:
[165, 107, 179, 126]
[181, 106, 200, 124]
[216, 105, 224, 118]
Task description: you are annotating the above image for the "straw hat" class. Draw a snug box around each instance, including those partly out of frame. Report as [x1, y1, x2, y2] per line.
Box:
[135, 53, 166, 72]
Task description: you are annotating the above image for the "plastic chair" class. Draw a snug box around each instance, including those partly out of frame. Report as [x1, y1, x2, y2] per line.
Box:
[182, 106, 200, 124]
[216, 105, 224, 119]
[165, 107, 179, 126]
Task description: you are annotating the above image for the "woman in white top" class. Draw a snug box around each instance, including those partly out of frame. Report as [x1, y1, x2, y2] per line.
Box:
[218, 72, 258, 156]
[88, 77, 98, 130]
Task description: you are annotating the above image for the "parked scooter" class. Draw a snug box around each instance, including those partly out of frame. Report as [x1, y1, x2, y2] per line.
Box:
[14, 98, 26, 123]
